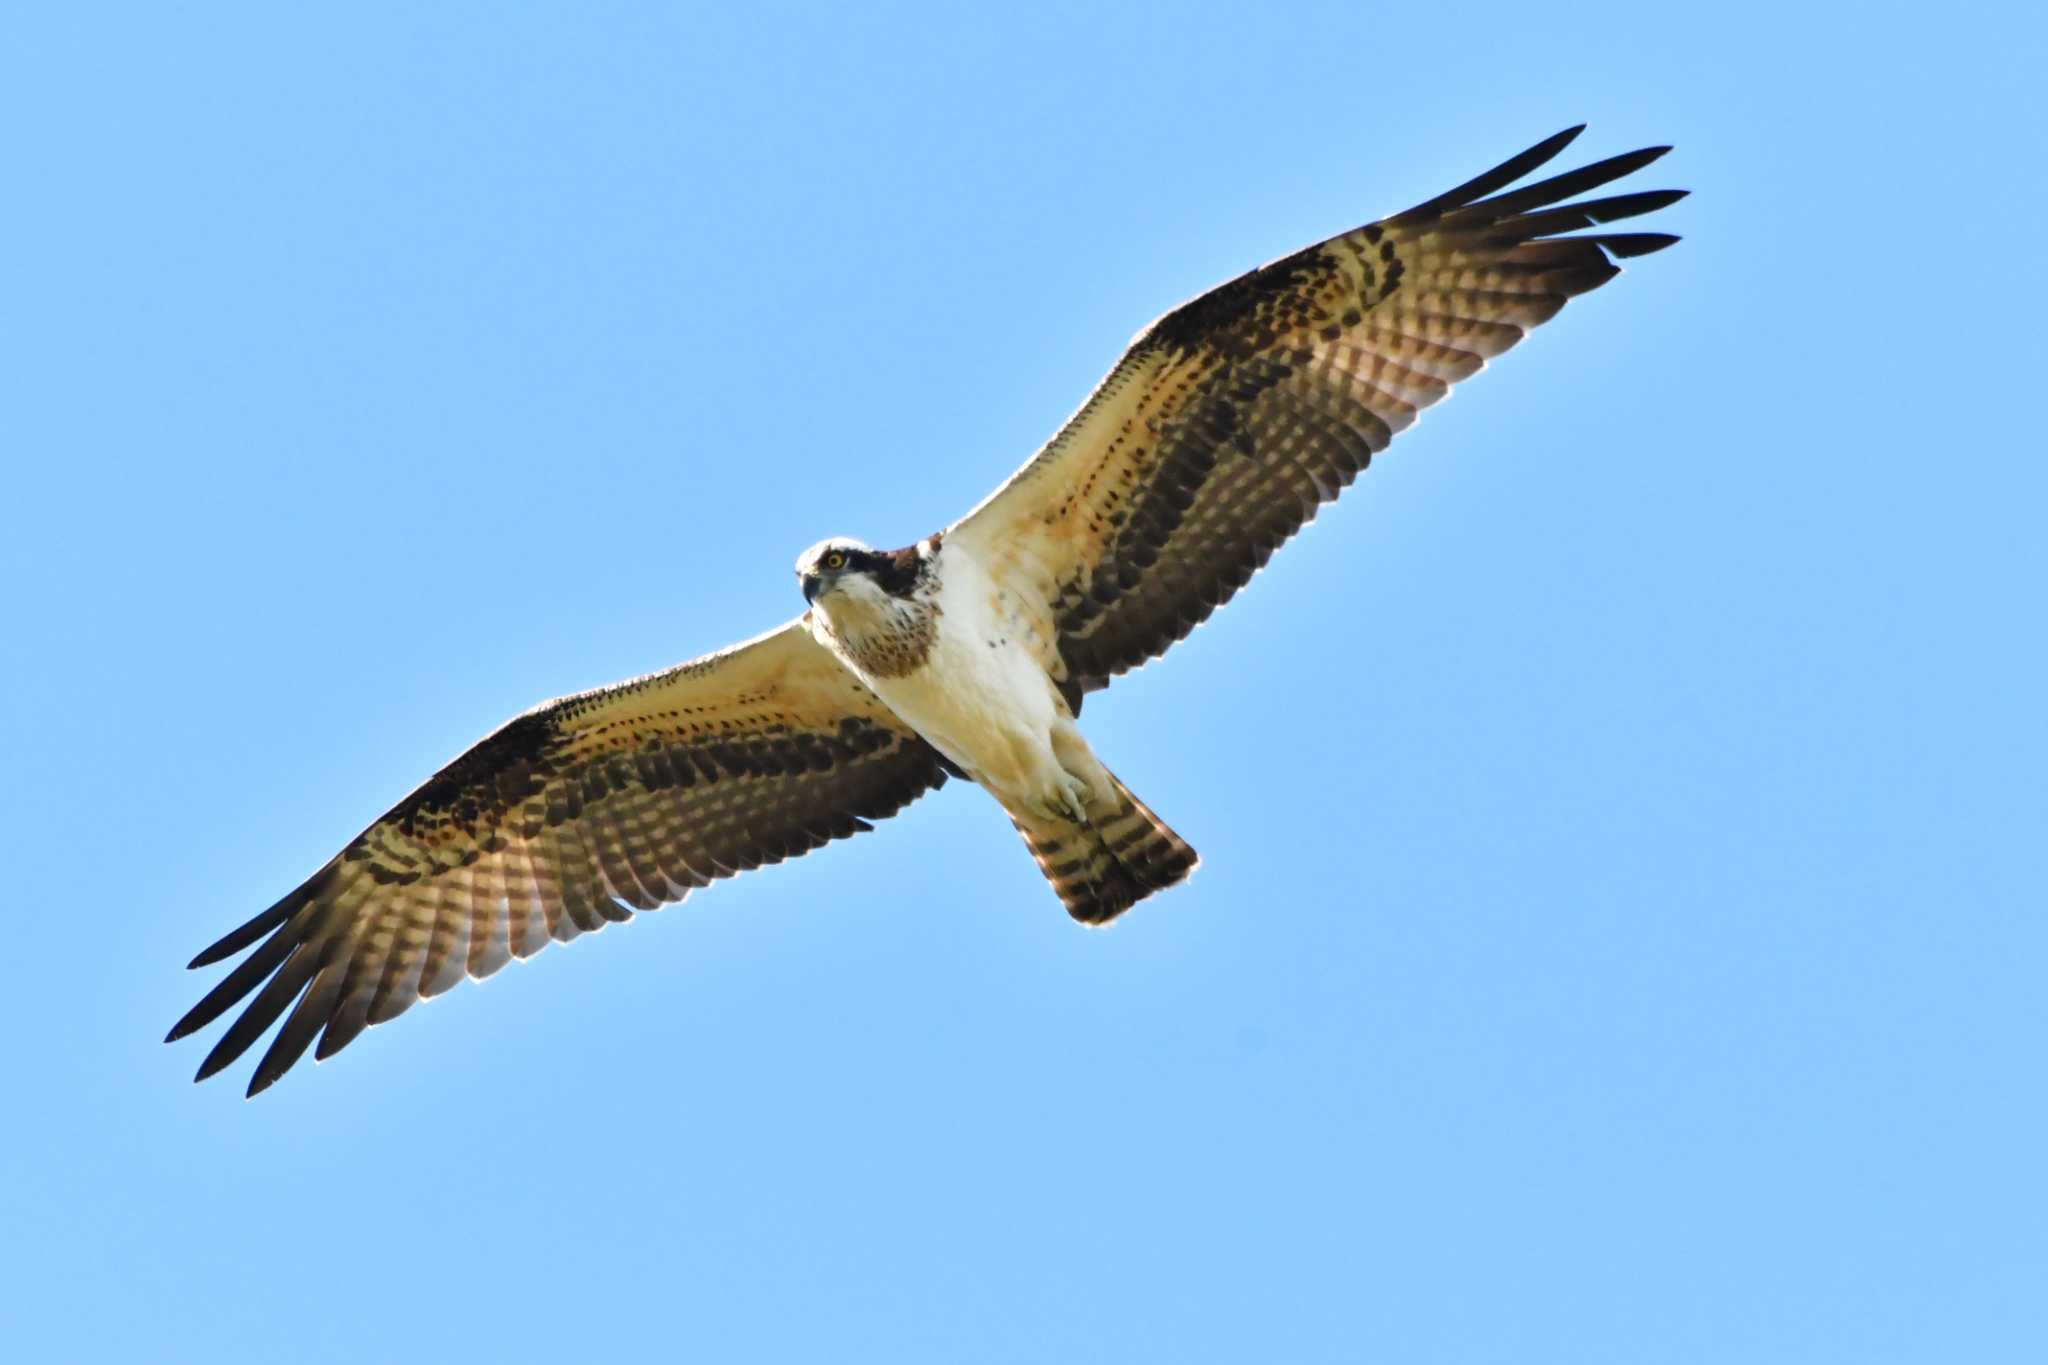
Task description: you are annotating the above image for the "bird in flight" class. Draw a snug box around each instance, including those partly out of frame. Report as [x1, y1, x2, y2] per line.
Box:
[170, 126, 1684, 1095]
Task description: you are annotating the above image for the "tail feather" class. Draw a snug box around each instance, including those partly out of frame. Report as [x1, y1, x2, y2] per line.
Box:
[1012, 771, 1198, 924]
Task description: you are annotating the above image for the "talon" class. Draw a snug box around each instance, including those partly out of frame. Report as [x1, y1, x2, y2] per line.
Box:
[1059, 773, 1095, 824]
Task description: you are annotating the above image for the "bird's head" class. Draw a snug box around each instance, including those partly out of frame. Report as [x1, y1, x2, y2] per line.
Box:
[796, 536, 938, 614]
[795, 537, 878, 606]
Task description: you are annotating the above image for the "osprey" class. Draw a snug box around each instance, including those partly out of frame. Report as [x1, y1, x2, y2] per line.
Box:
[171, 127, 1683, 1095]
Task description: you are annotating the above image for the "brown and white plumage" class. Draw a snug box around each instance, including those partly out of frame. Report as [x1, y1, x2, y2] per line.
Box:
[948, 125, 1681, 707]
[168, 624, 947, 1095]
[173, 127, 1681, 1094]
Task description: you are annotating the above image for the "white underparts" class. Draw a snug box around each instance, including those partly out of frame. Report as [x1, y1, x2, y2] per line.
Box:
[807, 542, 1105, 822]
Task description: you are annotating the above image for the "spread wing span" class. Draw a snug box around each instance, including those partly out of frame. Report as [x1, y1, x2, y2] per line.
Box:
[168, 622, 948, 1096]
[949, 126, 1683, 704]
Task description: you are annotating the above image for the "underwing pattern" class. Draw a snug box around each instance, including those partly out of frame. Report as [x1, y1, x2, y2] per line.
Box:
[173, 127, 1682, 1095]
[950, 126, 1681, 703]
[167, 625, 947, 1095]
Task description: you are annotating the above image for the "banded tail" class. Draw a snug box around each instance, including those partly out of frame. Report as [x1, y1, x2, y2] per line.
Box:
[1012, 771, 1198, 924]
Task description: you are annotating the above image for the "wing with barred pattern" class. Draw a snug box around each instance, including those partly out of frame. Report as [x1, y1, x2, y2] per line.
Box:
[949, 126, 1682, 704]
[168, 620, 947, 1096]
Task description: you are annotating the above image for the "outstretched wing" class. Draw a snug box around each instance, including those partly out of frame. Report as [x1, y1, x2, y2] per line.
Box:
[949, 126, 1683, 704]
[169, 620, 948, 1096]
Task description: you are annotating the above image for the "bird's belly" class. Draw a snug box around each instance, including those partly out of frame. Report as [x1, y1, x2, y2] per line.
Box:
[866, 624, 1058, 800]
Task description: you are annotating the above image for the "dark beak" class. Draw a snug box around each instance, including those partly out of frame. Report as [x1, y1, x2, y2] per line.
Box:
[800, 572, 821, 604]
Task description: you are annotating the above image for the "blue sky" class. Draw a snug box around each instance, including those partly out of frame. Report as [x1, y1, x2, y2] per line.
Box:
[4, 3, 2044, 1360]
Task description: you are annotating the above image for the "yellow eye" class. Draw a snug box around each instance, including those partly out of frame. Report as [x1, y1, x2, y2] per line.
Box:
[824, 552, 846, 570]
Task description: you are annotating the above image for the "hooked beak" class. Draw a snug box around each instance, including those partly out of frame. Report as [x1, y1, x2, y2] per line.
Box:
[800, 572, 822, 604]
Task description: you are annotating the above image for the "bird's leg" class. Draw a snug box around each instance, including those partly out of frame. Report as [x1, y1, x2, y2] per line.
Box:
[1019, 762, 1096, 824]
[1043, 718, 1103, 823]
[1056, 769, 1096, 824]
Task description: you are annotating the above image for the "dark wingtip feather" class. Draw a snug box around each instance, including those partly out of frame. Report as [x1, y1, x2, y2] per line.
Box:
[1533, 124, 1590, 157]
[1582, 187, 1690, 221]
[1397, 125, 1588, 220]
[185, 928, 335, 1086]
[245, 962, 346, 1097]
[187, 875, 326, 968]
[1487, 188, 1691, 248]
[1546, 261, 1623, 299]
[1463, 145, 1679, 223]
[313, 1006, 368, 1063]
[187, 904, 289, 969]
[1611, 187, 1688, 216]
[165, 925, 300, 1043]
[1599, 231, 1683, 258]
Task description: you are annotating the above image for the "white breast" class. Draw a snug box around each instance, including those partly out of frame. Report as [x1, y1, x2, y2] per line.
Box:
[843, 544, 1065, 801]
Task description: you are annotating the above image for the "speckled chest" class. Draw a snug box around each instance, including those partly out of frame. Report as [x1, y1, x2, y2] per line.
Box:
[815, 568, 943, 681]
[837, 601, 938, 679]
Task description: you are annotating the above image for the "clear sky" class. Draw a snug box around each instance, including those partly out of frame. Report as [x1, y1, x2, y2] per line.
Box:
[4, 3, 2043, 1361]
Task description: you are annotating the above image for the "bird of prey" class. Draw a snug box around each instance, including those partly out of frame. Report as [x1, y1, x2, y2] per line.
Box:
[170, 126, 1683, 1095]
